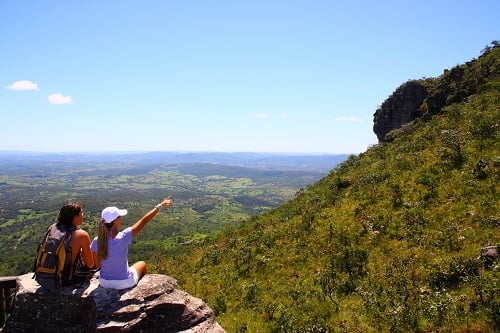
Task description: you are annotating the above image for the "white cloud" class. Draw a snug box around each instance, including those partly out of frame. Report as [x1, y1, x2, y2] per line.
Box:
[334, 116, 362, 122]
[48, 93, 73, 105]
[6, 80, 39, 91]
[249, 113, 269, 118]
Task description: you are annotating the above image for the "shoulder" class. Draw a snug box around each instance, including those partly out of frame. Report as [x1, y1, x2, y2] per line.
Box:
[120, 227, 133, 240]
[72, 229, 91, 241]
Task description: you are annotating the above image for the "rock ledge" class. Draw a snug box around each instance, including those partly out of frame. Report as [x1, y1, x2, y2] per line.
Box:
[3, 273, 225, 333]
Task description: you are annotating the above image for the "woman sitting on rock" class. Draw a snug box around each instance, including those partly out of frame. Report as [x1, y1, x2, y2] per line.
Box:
[91, 197, 172, 290]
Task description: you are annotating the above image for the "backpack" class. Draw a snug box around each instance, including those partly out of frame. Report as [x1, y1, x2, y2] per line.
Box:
[33, 223, 76, 289]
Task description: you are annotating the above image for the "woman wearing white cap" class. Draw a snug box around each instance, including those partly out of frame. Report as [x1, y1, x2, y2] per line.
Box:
[90, 196, 172, 289]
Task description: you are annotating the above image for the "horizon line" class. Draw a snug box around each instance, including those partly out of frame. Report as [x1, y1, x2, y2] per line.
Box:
[0, 149, 354, 156]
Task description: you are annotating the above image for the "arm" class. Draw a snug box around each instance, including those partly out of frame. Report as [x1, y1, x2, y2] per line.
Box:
[74, 230, 95, 268]
[89, 237, 100, 268]
[92, 252, 100, 268]
[131, 196, 172, 237]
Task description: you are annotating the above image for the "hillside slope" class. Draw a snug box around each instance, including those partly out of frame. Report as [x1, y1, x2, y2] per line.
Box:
[159, 44, 499, 332]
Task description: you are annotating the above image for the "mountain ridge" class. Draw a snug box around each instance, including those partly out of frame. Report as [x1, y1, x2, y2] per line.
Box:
[0, 151, 349, 173]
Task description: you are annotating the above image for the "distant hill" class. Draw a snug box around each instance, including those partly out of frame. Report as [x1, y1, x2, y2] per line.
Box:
[158, 42, 499, 332]
[0, 151, 349, 173]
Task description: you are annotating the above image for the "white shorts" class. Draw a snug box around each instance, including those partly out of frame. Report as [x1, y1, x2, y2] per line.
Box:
[99, 268, 139, 290]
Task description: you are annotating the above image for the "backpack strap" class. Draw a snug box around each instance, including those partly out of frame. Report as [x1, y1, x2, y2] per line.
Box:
[62, 224, 76, 248]
[55, 223, 74, 255]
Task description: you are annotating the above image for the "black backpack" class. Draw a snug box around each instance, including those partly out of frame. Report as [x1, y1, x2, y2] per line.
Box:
[33, 223, 76, 289]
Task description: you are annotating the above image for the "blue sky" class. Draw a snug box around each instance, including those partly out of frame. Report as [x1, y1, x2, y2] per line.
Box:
[1, 1, 498, 154]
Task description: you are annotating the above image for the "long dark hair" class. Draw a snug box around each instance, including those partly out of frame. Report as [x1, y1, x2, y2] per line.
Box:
[97, 219, 113, 260]
[57, 202, 83, 226]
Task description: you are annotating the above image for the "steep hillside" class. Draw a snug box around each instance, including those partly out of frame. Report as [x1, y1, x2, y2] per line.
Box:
[158, 44, 499, 332]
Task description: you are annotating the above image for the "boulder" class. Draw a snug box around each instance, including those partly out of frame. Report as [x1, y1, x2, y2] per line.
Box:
[2, 273, 225, 333]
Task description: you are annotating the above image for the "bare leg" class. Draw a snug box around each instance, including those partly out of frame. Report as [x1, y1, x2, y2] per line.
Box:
[131, 261, 147, 280]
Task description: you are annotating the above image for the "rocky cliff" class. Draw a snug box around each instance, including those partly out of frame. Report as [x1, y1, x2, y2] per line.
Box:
[2, 273, 225, 333]
[373, 44, 499, 141]
[372, 80, 428, 141]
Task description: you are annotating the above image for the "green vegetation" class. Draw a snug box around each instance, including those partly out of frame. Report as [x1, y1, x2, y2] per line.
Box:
[2, 43, 498, 332]
[0, 162, 327, 276]
[156, 45, 499, 332]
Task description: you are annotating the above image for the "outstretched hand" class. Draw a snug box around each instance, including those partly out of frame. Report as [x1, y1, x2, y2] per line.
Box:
[132, 196, 174, 237]
[159, 196, 172, 208]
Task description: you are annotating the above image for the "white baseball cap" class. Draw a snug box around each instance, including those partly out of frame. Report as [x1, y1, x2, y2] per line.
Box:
[101, 206, 127, 224]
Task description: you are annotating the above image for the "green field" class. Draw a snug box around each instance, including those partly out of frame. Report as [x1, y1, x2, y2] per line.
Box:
[0, 156, 337, 276]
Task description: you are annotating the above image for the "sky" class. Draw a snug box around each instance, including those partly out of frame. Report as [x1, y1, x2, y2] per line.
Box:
[1, 1, 498, 154]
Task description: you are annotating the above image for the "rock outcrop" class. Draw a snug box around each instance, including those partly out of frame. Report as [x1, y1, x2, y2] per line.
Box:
[2, 273, 225, 333]
[372, 80, 428, 142]
[373, 45, 499, 142]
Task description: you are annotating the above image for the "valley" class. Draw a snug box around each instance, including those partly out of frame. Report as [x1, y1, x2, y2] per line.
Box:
[0, 152, 346, 276]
